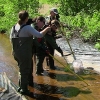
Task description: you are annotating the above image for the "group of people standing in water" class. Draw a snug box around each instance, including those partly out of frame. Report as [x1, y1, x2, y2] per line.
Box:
[10, 8, 63, 97]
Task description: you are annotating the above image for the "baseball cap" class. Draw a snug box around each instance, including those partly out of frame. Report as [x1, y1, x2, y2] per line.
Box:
[50, 8, 58, 14]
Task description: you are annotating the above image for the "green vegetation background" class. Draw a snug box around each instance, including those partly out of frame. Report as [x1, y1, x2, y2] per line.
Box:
[0, 0, 100, 49]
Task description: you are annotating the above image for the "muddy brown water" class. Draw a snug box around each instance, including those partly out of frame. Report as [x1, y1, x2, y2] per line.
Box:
[0, 34, 100, 100]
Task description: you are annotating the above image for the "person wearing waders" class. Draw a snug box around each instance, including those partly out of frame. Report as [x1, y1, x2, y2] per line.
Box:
[45, 19, 63, 70]
[45, 8, 63, 70]
[10, 10, 51, 97]
[26, 18, 40, 86]
[45, 7, 60, 25]
[31, 16, 50, 75]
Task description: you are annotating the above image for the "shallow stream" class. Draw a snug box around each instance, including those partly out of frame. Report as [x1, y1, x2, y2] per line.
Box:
[0, 34, 100, 100]
[56, 37, 100, 72]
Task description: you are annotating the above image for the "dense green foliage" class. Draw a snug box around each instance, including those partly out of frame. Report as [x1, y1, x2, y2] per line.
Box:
[60, 11, 100, 42]
[59, 0, 100, 16]
[47, 0, 100, 15]
[0, 0, 39, 33]
[95, 42, 100, 50]
[46, 0, 100, 49]
[0, 0, 100, 49]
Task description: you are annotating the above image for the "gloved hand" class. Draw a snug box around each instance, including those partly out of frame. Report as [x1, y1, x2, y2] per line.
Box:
[56, 47, 63, 56]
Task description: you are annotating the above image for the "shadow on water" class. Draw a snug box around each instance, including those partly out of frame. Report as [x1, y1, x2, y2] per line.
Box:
[33, 82, 91, 99]
[61, 86, 91, 98]
[34, 93, 66, 100]
[82, 76, 96, 80]
[48, 72, 77, 81]
[54, 66, 65, 71]
[34, 82, 62, 94]
[46, 71, 96, 82]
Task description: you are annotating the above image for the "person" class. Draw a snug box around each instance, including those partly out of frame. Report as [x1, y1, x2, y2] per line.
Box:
[31, 16, 49, 75]
[45, 7, 60, 25]
[26, 18, 33, 25]
[45, 19, 63, 70]
[45, 8, 63, 70]
[10, 10, 51, 97]
[25, 18, 37, 87]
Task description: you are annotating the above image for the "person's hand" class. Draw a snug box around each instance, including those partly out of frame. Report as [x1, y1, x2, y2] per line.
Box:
[46, 26, 51, 32]
[41, 26, 51, 35]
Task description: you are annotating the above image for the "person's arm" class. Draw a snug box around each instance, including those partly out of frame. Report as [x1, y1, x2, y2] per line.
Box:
[40, 27, 51, 36]
[27, 25, 51, 38]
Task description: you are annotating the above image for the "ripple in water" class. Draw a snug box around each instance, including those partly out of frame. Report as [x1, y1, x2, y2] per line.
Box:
[56, 37, 100, 66]
[0, 61, 17, 79]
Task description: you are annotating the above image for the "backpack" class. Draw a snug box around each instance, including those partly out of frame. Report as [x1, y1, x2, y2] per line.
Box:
[11, 24, 27, 51]
[12, 24, 27, 38]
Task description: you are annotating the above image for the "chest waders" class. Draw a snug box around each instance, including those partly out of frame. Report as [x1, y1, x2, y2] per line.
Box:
[45, 34, 57, 69]
[36, 37, 47, 74]
[12, 37, 33, 91]
[45, 34, 58, 49]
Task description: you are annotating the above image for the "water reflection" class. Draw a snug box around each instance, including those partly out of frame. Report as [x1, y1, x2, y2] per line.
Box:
[33, 72, 66, 100]
[33, 82, 92, 99]
[34, 93, 66, 100]
[0, 34, 18, 85]
[34, 82, 61, 94]
[33, 83, 80, 99]
[48, 72, 77, 81]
